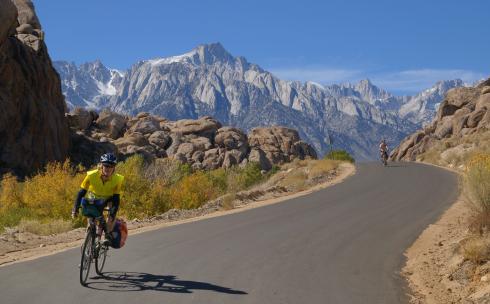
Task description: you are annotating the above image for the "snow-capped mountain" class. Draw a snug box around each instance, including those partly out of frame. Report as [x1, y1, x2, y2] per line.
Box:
[398, 79, 464, 124]
[54, 60, 124, 109]
[54, 43, 463, 160]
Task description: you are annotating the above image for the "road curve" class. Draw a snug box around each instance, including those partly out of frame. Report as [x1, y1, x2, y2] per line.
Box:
[0, 162, 458, 304]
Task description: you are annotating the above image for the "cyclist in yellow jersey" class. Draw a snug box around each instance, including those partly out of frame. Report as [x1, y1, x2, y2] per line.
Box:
[72, 153, 124, 239]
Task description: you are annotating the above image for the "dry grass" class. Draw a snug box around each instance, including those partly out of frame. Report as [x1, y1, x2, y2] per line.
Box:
[308, 159, 338, 179]
[278, 170, 308, 192]
[464, 153, 490, 236]
[468, 211, 490, 235]
[412, 131, 490, 265]
[418, 130, 490, 167]
[457, 151, 490, 266]
[143, 158, 191, 185]
[220, 193, 236, 211]
[465, 153, 490, 211]
[18, 219, 73, 236]
[461, 236, 490, 264]
[266, 158, 339, 192]
[418, 147, 444, 165]
[280, 158, 309, 170]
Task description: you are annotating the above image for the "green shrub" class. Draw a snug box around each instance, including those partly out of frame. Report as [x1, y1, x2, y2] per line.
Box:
[324, 150, 355, 163]
[0, 207, 31, 233]
[236, 162, 264, 189]
[207, 168, 228, 194]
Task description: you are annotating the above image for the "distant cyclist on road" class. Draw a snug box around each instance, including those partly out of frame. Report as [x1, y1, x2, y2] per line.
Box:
[72, 153, 124, 244]
[379, 139, 389, 165]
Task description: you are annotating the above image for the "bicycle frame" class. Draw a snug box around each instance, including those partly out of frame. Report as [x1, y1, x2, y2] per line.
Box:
[79, 208, 110, 286]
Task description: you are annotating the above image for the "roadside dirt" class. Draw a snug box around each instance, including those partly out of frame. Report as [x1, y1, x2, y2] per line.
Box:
[403, 189, 490, 303]
[0, 162, 355, 267]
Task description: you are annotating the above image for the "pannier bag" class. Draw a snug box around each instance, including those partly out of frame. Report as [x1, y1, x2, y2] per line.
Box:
[110, 218, 128, 249]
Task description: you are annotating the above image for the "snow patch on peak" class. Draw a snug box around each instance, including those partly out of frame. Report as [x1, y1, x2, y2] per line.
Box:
[148, 50, 198, 66]
[110, 68, 125, 78]
[307, 81, 325, 89]
[94, 70, 122, 96]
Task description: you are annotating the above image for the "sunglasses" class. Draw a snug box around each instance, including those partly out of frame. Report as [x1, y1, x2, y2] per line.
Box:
[102, 164, 115, 169]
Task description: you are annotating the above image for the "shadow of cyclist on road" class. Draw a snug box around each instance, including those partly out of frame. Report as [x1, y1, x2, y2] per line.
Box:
[86, 271, 247, 295]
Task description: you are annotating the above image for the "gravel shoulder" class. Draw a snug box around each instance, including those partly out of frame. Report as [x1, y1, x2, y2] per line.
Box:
[402, 164, 490, 304]
[0, 162, 355, 267]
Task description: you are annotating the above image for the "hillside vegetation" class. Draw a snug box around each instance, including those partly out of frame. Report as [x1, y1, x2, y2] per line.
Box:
[0, 156, 342, 234]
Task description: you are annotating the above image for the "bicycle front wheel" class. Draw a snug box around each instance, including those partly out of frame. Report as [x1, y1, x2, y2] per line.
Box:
[95, 243, 107, 275]
[80, 229, 94, 285]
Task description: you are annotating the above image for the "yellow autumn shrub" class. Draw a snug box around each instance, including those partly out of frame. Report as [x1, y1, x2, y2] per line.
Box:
[169, 171, 217, 210]
[0, 173, 24, 211]
[0, 173, 29, 231]
[21, 160, 83, 219]
[114, 155, 152, 219]
[0, 154, 279, 232]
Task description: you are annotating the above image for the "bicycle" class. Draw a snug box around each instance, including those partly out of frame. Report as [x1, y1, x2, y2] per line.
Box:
[380, 150, 388, 166]
[79, 206, 111, 286]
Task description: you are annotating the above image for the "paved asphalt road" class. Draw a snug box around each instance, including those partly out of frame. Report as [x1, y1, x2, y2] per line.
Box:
[0, 162, 458, 304]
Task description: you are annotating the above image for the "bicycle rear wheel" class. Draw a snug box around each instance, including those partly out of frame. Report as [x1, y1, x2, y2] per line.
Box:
[95, 243, 107, 275]
[80, 229, 94, 285]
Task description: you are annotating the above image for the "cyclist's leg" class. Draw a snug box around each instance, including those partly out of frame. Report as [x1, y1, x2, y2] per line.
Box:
[106, 202, 116, 232]
[93, 203, 106, 238]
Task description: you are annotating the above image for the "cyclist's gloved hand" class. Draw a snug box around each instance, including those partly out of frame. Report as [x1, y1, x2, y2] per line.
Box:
[71, 208, 79, 219]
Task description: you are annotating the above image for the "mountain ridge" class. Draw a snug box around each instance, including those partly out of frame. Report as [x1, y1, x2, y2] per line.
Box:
[54, 43, 464, 160]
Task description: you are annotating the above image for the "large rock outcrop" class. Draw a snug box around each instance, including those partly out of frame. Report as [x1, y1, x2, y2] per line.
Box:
[0, 0, 70, 176]
[0, 0, 17, 43]
[248, 127, 317, 168]
[390, 79, 490, 161]
[68, 108, 317, 170]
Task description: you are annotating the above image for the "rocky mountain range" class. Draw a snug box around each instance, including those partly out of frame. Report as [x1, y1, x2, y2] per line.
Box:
[54, 43, 465, 160]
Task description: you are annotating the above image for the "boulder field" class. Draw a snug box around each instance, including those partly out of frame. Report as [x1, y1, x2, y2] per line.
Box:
[67, 109, 317, 171]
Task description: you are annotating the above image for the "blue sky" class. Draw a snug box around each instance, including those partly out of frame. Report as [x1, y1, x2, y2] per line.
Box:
[35, 0, 489, 95]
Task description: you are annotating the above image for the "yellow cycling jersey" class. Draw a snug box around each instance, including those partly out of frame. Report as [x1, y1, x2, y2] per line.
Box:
[80, 169, 124, 199]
